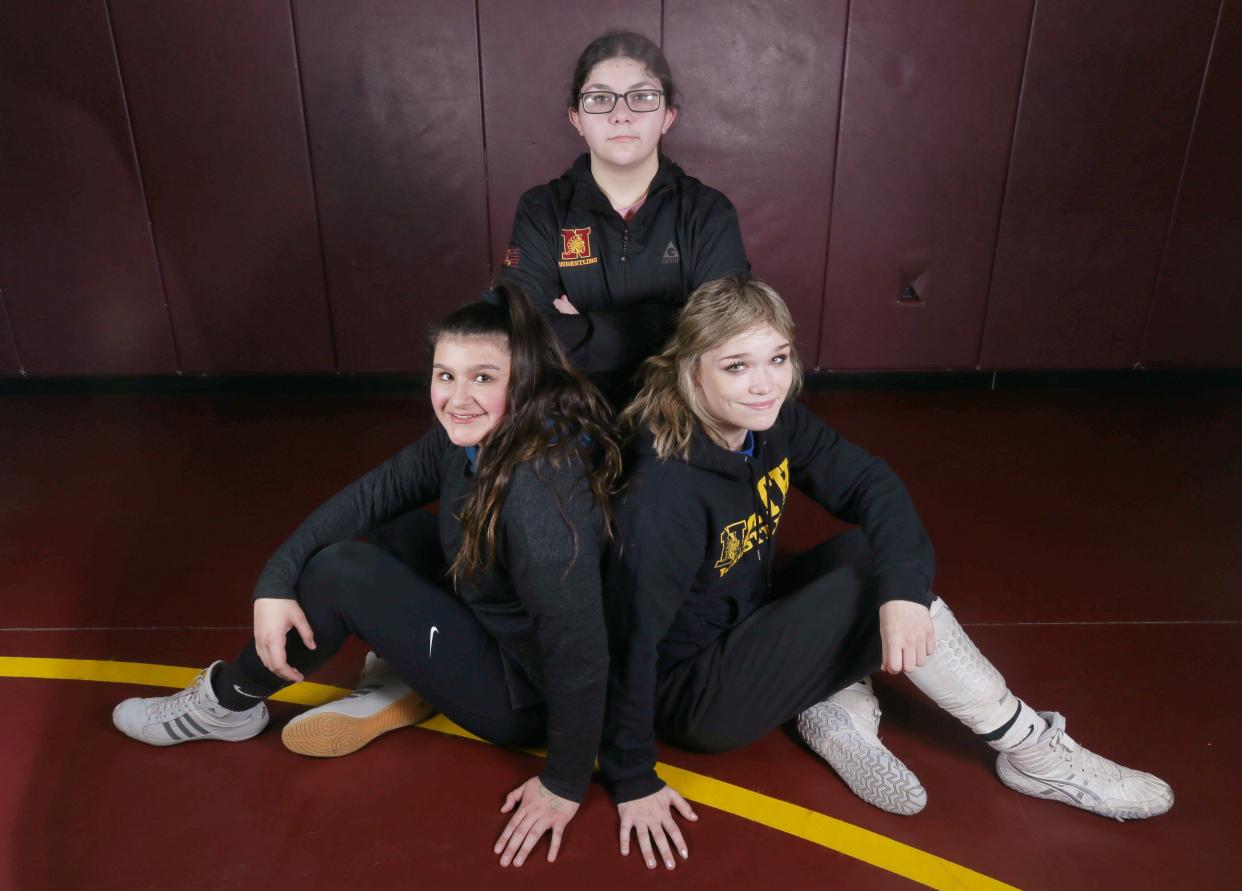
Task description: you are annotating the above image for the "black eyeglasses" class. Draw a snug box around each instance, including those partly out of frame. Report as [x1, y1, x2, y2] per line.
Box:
[578, 89, 665, 114]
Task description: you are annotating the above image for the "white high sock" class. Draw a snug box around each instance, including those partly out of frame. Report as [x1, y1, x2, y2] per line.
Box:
[906, 597, 1047, 751]
[989, 697, 1046, 751]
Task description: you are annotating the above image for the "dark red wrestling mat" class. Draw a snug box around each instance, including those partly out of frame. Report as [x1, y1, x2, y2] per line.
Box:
[2, 386, 1239, 889]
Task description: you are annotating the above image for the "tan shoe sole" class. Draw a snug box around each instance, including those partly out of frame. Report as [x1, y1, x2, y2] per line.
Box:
[281, 692, 435, 757]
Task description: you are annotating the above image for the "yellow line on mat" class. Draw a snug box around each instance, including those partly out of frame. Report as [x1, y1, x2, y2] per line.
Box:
[0, 656, 1017, 890]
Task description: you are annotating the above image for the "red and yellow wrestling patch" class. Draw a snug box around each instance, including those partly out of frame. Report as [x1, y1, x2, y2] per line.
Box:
[558, 227, 599, 268]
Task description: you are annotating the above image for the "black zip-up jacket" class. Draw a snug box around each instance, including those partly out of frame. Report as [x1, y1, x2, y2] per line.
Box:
[600, 400, 935, 802]
[498, 153, 748, 381]
[252, 424, 608, 802]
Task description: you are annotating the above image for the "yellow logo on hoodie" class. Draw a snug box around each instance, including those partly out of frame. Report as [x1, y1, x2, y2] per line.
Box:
[714, 459, 790, 576]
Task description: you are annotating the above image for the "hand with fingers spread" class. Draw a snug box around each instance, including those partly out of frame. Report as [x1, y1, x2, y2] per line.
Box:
[617, 785, 697, 870]
[252, 597, 316, 683]
[553, 294, 580, 315]
[879, 600, 935, 674]
[494, 776, 579, 867]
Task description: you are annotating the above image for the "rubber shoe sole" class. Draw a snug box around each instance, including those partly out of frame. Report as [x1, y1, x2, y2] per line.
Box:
[281, 691, 434, 757]
[798, 701, 927, 816]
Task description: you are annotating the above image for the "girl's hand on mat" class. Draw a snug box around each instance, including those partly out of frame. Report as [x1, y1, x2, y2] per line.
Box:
[495, 776, 579, 867]
[553, 294, 579, 315]
[879, 600, 935, 674]
[617, 786, 697, 870]
[253, 597, 316, 683]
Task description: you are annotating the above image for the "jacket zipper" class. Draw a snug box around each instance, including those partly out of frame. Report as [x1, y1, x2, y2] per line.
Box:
[751, 439, 775, 591]
[620, 221, 630, 301]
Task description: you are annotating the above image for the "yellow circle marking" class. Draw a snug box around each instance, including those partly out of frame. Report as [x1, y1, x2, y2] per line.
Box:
[0, 656, 1019, 890]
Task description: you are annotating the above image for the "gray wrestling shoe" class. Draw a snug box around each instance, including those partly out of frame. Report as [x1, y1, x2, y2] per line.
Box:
[996, 711, 1173, 821]
[112, 662, 268, 746]
[797, 678, 927, 815]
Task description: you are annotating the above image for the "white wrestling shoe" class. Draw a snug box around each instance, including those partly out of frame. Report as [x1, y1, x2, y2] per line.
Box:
[797, 678, 927, 815]
[112, 662, 268, 746]
[996, 711, 1173, 821]
[281, 651, 435, 757]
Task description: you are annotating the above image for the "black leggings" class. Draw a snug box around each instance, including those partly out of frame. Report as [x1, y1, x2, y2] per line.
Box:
[654, 528, 883, 753]
[216, 510, 545, 749]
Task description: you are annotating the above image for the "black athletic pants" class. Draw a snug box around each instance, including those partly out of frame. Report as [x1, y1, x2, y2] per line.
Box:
[653, 528, 883, 753]
[214, 510, 545, 749]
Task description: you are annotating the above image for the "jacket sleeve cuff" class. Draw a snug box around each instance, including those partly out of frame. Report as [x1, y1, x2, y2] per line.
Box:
[251, 584, 295, 601]
[538, 770, 588, 804]
[876, 566, 933, 607]
[612, 772, 666, 805]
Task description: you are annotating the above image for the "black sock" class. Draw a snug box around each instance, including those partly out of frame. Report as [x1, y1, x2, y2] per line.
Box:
[979, 702, 1022, 742]
[210, 660, 279, 712]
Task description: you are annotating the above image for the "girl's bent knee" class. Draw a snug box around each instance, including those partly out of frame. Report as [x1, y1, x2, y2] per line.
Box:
[297, 541, 377, 601]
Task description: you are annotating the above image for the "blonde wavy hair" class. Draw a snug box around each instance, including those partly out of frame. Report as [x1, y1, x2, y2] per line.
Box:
[619, 275, 803, 459]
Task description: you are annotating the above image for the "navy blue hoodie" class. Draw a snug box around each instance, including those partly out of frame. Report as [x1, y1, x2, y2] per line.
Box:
[600, 399, 935, 802]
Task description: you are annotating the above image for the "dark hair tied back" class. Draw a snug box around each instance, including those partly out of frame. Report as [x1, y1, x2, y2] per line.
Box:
[436, 281, 622, 585]
[569, 31, 677, 111]
[432, 298, 508, 344]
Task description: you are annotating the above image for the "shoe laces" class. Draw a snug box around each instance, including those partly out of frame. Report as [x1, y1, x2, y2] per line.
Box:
[856, 680, 883, 726]
[148, 669, 211, 721]
[831, 686, 882, 736]
[344, 684, 381, 700]
[1043, 713, 1125, 782]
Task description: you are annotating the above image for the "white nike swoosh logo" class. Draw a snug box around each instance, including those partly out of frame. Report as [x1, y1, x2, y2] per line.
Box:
[233, 685, 264, 699]
[429, 626, 439, 657]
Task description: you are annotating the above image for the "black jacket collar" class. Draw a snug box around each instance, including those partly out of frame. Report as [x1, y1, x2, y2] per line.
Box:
[567, 153, 684, 214]
[635, 422, 765, 482]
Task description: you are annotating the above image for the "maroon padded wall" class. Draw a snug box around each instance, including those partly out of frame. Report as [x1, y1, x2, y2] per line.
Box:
[980, 0, 1221, 369]
[4, 1, 1238, 377]
[664, 0, 848, 369]
[1143, 0, 1242, 367]
[108, 0, 333, 373]
[293, 0, 491, 373]
[0, 0, 173, 376]
[0, 297, 21, 375]
[479, 2, 660, 274]
[819, 0, 1033, 370]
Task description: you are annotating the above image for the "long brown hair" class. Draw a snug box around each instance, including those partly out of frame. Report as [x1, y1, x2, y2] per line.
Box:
[619, 275, 803, 459]
[435, 281, 621, 584]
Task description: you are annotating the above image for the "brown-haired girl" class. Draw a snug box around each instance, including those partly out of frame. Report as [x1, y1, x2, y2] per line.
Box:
[113, 282, 621, 867]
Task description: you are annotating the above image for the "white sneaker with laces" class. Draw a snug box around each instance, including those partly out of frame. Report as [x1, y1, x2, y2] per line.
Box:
[281, 651, 434, 757]
[996, 711, 1173, 821]
[112, 662, 268, 746]
[797, 678, 927, 815]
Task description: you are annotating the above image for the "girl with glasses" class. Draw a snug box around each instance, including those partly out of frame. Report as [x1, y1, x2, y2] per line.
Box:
[498, 31, 749, 405]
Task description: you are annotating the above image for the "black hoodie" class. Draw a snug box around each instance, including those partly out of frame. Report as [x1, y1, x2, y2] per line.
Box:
[251, 424, 608, 802]
[498, 153, 748, 380]
[600, 399, 935, 802]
